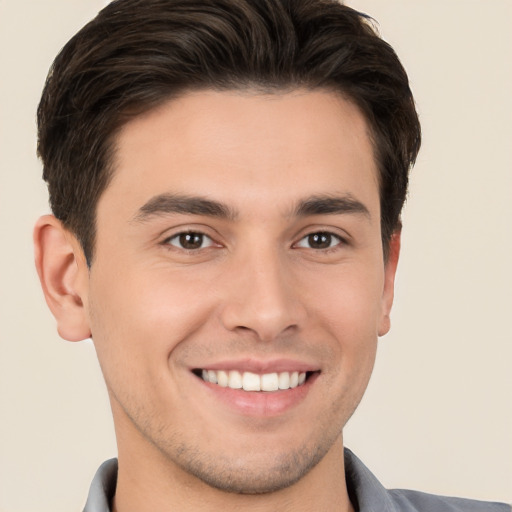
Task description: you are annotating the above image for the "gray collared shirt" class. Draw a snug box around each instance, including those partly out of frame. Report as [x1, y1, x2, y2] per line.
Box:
[83, 449, 511, 511]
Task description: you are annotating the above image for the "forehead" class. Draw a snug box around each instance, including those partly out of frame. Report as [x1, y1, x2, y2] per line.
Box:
[101, 89, 379, 219]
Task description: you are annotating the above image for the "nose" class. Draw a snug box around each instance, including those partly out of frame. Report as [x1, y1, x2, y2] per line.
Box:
[219, 248, 306, 342]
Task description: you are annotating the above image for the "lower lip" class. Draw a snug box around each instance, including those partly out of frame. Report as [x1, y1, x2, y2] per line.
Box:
[196, 373, 318, 417]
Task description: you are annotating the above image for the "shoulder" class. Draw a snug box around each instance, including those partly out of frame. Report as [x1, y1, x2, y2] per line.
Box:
[344, 448, 510, 512]
[388, 488, 511, 512]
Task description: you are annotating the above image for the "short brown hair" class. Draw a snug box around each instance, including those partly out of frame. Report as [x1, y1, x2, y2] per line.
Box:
[37, 0, 421, 265]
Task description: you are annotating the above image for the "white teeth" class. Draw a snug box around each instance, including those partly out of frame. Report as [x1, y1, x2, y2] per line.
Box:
[278, 372, 290, 389]
[242, 372, 261, 391]
[200, 369, 309, 391]
[228, 370, 243, 389]
[217, 370, 229, 387]
[261, 372, 279, 391]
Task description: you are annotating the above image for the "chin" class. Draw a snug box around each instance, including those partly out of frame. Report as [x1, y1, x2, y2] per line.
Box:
[172, 440, 329, 495]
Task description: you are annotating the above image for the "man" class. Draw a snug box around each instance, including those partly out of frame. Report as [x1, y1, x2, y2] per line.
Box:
[33, 0, 510, 511]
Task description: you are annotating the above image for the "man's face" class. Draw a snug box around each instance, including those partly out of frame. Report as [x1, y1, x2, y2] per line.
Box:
[80, 90, 397, 493]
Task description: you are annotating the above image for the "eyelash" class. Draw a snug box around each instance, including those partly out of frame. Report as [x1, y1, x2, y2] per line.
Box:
[162, 230, 347, 252]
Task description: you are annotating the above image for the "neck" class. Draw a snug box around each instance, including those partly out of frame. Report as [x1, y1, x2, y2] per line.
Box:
[112, 436, 354, 512]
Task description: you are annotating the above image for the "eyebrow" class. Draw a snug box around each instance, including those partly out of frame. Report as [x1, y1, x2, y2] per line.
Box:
[132, 194, 237, 222]
[294, 194, 371, 219]
[132, 192, 370, 223]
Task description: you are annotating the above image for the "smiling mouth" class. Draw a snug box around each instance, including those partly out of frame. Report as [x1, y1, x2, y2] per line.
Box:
[193, 369, 317, 392]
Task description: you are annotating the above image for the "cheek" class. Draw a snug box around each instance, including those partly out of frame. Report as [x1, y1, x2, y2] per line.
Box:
[85, 262, 216, 383]
[302, 263, 383, 385]
[305, 261, 385, 334]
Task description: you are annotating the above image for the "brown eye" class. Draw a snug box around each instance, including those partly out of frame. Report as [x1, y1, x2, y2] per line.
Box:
[295, 232, 342, 250]
[308, 233, 332, 249]
[166, 232, 214, 250]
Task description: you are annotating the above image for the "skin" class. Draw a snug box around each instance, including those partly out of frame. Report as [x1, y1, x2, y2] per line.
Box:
[34, 90, 400, 512]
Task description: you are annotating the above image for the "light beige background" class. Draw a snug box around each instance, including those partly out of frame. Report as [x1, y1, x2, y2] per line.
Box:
[0, 1, 510, 511]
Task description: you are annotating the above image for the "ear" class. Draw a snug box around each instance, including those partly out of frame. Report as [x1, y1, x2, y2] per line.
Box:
[33, 215, 91, 341]
[378, 230, 401, 337]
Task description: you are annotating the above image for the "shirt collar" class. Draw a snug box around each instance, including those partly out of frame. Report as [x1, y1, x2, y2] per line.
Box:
[83, 458, 117, 512]
[345, 448, 399, 512]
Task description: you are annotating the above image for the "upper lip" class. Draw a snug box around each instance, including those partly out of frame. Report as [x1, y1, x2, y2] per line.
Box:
[191, 358, 319, 374]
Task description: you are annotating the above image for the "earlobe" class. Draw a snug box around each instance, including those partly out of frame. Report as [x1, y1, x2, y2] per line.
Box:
[33, 215, 91, 342]
[378, 230, 401, 337]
